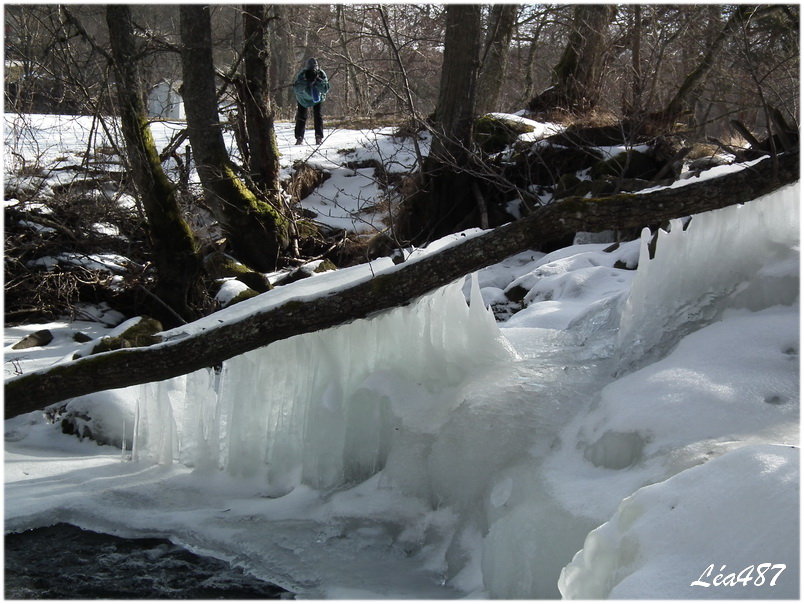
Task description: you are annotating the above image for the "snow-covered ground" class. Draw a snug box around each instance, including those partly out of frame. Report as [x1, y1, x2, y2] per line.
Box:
[4, 114, 800, 598]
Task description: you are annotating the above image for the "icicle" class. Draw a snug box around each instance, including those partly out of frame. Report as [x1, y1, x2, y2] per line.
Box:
[131, 396, 141, 461]
[134, 275, 515, 491]
[120, 419, 126, 461]
[617, 182, 800, 368]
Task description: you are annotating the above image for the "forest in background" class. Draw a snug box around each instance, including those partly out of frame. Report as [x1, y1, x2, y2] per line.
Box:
[5, 5, 798, 132]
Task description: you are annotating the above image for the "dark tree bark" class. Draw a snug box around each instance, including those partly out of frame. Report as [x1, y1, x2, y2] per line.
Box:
[267, 5, 295, 111]
[5, 151, 798, 417]
[180, 5, 288, 272]
[404, 5, 482, 244]
[105, 5, 204, 326]
[241, 5, 282, 197]
[528, 5, 617, 113]
[476, 4, 519, 115]
[432, 5, 482, 149]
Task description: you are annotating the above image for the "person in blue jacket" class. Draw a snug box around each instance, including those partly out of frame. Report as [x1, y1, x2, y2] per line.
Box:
[293, 57, 330, 145]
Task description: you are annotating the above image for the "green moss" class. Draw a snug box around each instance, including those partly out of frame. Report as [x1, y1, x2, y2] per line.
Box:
[369, 273, 395, 296]
[559, 192, 636, 208]
[91, 316, 163, 354]
[295, 219, 319, 239]
[204, 252, 272, 293]
[236, 271, 272, 293]
[281, 299, 305, 314]
[474, 115, 535, 154]
[313, 259, 337, 273]
[224, 288, 259, 307]
[204, 252, 252, 279]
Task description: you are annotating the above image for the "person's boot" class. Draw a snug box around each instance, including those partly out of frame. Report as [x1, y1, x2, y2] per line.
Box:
[295, 137, 304, 145]
[315, 136, 323, 145]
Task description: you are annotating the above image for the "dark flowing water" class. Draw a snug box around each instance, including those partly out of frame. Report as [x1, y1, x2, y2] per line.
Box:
[5, 523, 292, 599]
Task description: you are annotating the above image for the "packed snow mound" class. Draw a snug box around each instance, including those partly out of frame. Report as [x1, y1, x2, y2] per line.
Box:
[542, 303, 800, 521]
[559, 444, 800, 599]
[502, 240, 639, 331]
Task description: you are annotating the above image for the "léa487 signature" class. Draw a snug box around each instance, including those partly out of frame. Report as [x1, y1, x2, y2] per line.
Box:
[691, 563, 786, 588]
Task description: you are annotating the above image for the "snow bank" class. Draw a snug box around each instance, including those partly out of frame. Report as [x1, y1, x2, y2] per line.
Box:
[559, 444, 799, 599]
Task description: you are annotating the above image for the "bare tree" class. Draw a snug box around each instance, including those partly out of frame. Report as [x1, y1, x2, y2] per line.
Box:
[6, 151, 798, 417]
[654, 5, 754, 127]
[402, 4, 483, 243]
[476, 4, 520, 115]
[528, 5, 617, 113]
[240, 5, 282, 196]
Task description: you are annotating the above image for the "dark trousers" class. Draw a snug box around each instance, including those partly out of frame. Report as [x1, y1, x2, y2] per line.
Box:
[295, 103, 323, 139]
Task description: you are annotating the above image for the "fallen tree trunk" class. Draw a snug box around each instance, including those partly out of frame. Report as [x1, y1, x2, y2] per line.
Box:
[5, 152, 798, 418]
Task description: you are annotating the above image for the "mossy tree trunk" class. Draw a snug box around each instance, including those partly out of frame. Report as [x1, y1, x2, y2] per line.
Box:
[105, 5, 204, 326]
[180, 5, 288, 273]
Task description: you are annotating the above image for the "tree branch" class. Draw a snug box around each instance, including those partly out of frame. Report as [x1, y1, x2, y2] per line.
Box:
[5, 152, 798, 418]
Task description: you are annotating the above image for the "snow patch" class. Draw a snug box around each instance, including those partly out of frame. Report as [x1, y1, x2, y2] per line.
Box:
[559, 444, 800, 599]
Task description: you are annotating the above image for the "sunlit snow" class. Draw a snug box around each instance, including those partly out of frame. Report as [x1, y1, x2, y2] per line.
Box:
[4, 114, 799, 599]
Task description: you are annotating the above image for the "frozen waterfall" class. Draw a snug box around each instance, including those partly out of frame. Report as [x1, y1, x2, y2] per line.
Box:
[133, 274, 515, 494]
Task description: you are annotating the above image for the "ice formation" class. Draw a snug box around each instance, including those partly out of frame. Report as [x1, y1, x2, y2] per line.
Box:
[617, 182, 800, 369]
[124, 182, 799, 598]
[134, 274, 514, 494]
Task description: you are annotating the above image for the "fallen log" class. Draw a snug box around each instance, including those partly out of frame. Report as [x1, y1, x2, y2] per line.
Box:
[5, 152, 799, 418]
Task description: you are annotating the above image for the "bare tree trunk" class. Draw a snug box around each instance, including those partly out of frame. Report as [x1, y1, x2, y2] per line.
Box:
[180, 4, 288, 272]
[406, 5, 482, 243]
[105, 5, 204, 326]
[522, 11, 550, 103]
[242, 5, 281, 196]
[267, 5, 295, 112]
[528, 5, 617, 113]
[6, 151, 798, 416]
[476, 4, 519, 115]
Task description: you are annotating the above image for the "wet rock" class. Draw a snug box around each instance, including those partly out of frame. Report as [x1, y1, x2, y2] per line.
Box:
[11, 329, 53, 350]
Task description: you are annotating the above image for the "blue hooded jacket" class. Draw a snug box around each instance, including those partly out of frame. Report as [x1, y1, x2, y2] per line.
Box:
[293, 58, 330, 108]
